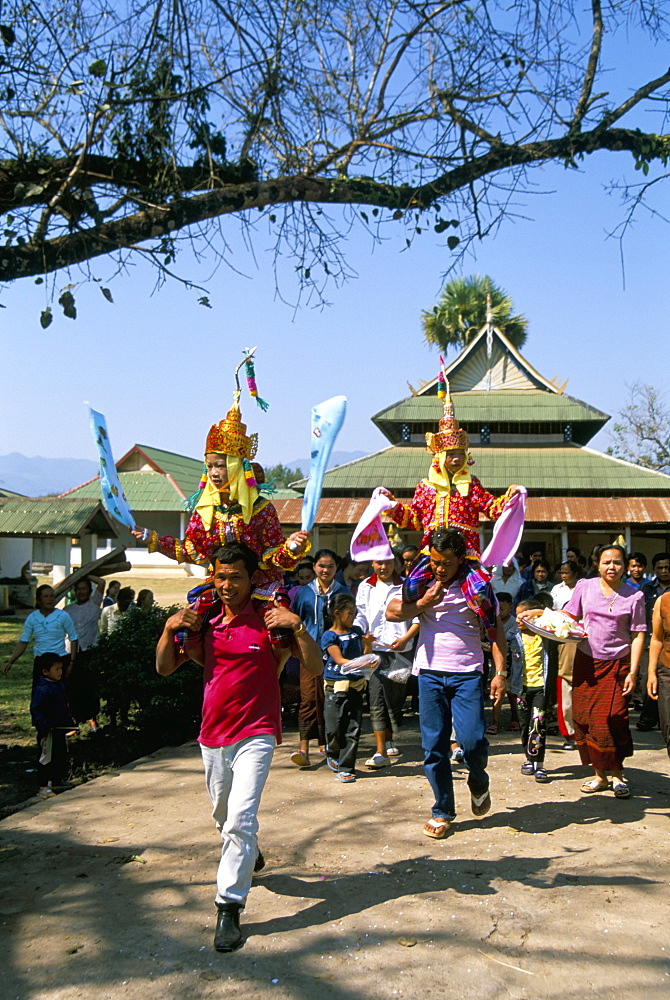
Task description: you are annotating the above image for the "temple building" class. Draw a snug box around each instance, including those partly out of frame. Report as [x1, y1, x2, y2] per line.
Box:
[275, 326, 670, 563]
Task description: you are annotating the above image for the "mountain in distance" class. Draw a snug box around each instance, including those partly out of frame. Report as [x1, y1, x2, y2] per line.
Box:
[0, 448, 370, 498]
[284, 450, 368, 479]
[0, 453, 99, 497]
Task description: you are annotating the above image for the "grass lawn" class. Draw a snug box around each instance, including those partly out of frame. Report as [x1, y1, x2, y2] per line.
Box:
[0, 619, 34, 745]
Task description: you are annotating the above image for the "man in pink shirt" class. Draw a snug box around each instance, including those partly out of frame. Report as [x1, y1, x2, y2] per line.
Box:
[156, 541, 322, 952]
[387, 528, 506, 840]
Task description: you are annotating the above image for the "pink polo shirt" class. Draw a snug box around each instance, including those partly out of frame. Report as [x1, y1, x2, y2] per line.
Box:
[413, 580, 484, 675]
[199, 601, 282, 747]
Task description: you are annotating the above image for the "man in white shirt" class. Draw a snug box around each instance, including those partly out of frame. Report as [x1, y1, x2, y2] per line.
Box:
[100, 587, 136, 635]
[65, 574, 105, 729]
[355, 559, 418, 768]
[65, 575, 104, 650]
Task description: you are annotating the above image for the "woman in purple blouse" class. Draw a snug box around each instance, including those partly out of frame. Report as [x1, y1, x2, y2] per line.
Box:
[564, 544, 646, 799]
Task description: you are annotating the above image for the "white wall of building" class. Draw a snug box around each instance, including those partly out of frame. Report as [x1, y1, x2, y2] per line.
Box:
[0, 537, 33, 577]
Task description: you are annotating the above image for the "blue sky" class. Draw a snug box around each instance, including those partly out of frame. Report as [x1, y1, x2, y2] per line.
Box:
[2, 50, 669, 477]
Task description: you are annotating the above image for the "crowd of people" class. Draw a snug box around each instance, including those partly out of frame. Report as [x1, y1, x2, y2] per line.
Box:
[151, 530, 670, 951]
[6, 364, 669, 956]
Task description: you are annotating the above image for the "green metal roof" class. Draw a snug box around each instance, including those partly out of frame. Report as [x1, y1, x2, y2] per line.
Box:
[132, 445, 203, 495]
[270, 487, 302, 499]
[373, 390, 608, 426]
[313, 445, 670, 496]
[0, 498, 119, 536]
[65, 471, 186, 511]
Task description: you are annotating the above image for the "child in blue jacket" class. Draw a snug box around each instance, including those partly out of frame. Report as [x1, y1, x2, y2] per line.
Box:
[30, 652, 75, 797]
[320, 593, 373, 783]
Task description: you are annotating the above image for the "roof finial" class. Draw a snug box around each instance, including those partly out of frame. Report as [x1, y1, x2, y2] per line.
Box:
[485, 292, 493, 362]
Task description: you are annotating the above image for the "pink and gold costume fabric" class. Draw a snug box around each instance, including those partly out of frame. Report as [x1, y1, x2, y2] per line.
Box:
[149, 498, 301, 593]
[388, 476, 512, 559]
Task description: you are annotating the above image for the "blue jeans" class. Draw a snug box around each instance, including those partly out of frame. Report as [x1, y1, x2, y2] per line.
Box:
[418, 670, 489, 820]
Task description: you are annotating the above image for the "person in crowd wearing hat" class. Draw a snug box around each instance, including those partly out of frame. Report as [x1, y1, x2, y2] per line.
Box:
[132, 357, 309, 626]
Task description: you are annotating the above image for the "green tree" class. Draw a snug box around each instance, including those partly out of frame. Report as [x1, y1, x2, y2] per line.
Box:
[90, 605, 203, 740]
[0, 1, 669, 313]
[264, 463, 304, 488]
[422, 275, 528, 352]
[607, 383, 670, 474]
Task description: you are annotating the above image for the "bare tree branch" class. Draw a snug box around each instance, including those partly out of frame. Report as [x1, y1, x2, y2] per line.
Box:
[571, 0, 604, 129]
[0, 0, 668, 300]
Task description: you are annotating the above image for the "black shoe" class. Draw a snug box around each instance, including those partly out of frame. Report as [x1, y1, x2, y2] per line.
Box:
[253, 848, 265, 873]
[214, 901, 242, 952]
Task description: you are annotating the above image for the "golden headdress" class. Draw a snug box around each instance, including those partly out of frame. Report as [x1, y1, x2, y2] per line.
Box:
[194, 349, 268, 525]
[204, 404, 258, 460]
[425, 361, 469, 455]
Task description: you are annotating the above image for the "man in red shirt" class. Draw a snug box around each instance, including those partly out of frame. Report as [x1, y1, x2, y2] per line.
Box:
[156, 541, 322, 952]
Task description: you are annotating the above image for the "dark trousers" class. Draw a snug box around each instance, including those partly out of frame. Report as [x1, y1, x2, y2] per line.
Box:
[368, 655, 406, 733]
[37, 730, 68, 786]
[298, 666, 326, 743]
[324, 685, 364, 773]
[68, 649, 100, 722]
[658, 663, 670, 758]
[517, 686, 547, 764]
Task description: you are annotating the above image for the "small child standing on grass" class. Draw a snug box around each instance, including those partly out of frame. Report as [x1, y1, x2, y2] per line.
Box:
[320, 593, 374, 783]
[516, 598, 551, 783]
[30, 652, 75, 798]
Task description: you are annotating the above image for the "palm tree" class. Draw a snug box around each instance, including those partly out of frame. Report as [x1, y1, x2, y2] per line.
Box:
[422, 275, 528, 353]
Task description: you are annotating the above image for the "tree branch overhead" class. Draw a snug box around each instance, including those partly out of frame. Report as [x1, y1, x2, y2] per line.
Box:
[0, 0, 668, 292]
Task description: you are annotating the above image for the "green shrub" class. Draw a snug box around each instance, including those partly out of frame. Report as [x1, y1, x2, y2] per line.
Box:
[90, 605, 203, 743]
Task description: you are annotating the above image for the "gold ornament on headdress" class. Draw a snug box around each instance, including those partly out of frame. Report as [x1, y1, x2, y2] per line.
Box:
[198, 348, 268, 525]
[425, 357, 469, 454]
[204, 347, 265, 459]
[204, 402, 258, 459]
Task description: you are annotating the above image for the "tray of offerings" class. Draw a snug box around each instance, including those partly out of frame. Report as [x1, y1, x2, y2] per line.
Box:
[522, 609, 587, 644]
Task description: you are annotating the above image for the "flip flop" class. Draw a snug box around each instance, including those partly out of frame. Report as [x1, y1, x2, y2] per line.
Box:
[507, 721, 521, 732]
[612, 779, 631, 799]
[423, 818, 450, 839]
[580, 778, 610, 794]
[337, 771, 356, 783]
[290, 751, 310, 769]
[486, 724, 498, 735]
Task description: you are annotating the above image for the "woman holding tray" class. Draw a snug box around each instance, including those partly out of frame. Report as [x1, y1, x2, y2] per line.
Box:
[563, 544, 646, 798]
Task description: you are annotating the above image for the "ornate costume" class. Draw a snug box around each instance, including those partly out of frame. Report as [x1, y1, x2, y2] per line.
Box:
[385, 371, 513, 560]
[150, 498, 301, 599]
[148, 364, 304, 598]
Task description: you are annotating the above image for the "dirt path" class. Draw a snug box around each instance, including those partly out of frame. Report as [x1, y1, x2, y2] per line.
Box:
[1, 723, 669, 1000]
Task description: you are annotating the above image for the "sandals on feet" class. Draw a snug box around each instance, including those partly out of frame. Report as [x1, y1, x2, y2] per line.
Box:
[507, 721, 521, 732]
[337, 771, 356, 783]
[580, 778, 610, 794]
[612, 779, 631, 798]
[486, 724, 498, 735]
[290, 751, 310, 769]
[471, 789, 491, 817]
[423, 818, 450, 839]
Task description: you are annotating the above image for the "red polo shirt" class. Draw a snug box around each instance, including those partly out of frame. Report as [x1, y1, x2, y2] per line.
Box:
[199, 601, 282, 747]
